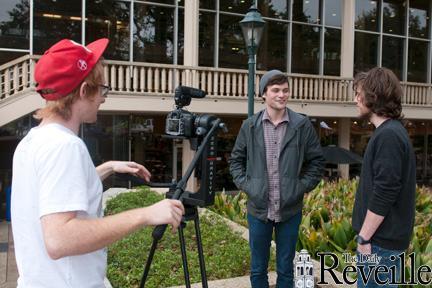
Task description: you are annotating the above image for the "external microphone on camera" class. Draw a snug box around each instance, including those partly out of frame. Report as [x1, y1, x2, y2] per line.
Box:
[173, 86, 206, 109]
[175, 86, 206, 99]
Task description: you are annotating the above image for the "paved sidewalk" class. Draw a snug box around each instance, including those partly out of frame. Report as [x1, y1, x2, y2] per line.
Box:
[0, 221, 18, 288]
[170, 273, 277, 288]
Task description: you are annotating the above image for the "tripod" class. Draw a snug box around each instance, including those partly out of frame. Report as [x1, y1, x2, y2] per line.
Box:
[139, 118, 225, 288]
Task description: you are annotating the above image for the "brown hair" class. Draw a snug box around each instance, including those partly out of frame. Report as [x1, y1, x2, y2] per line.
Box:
[262, 74, 289, 95]
[34, 60, 105, 121]
[353, 71, 367, 91]
[360, 67, 403, 120]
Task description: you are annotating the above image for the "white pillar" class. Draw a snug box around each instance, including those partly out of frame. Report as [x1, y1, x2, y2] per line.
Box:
[338, 118, 351, 179]
[183, 0, 199, 67]
[182, 0, 200, 191]
[340, 0, 355, 78]
[337, 0, 355, 180]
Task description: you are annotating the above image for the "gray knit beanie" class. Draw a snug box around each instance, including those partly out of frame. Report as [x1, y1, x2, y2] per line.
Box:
[259, 69, 285, 96]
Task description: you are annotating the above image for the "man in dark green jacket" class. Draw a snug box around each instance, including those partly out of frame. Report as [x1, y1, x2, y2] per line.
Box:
[230, 70, 324, 288]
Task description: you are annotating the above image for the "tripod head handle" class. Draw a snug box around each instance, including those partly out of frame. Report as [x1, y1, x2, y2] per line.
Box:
[152, 224, 168, 240]
[152, 186, 184, 240]
[115, 174, 174, 188]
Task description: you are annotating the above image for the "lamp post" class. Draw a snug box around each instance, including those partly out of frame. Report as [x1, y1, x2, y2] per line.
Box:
[240, 6, 265, 118]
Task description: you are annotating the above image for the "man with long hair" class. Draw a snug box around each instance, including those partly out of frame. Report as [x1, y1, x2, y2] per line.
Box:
[11, 39, 184, 288]
[352, 67, 416, 287]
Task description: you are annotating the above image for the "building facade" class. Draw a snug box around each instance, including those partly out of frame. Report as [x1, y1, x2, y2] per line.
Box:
[0, 0, 431, 205]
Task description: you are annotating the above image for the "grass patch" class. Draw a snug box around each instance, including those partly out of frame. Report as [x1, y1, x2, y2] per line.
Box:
[104, 187, 255, 288]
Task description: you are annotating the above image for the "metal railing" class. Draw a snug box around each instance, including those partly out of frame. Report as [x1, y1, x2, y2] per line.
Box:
[1, 55, 432, 107]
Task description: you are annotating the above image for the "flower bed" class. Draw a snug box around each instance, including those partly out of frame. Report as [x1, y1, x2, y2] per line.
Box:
[211, 180, 432, 285]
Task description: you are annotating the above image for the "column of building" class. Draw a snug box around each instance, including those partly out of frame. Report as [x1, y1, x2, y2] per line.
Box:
[338, 0, 355, 179]
[182, 0, 200, 190]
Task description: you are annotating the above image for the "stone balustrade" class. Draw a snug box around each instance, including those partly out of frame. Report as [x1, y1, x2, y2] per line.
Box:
[1, 55, 431, 107]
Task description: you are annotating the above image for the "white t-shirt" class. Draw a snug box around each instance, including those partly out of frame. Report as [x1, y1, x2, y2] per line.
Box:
[11, 123, 106, 288]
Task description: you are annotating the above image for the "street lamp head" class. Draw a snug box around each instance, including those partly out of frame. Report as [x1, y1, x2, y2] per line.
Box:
[240, 6, 265, 51]
[240, 5, 265, 118]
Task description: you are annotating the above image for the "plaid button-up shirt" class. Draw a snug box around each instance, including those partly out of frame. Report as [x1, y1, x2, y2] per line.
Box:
[262, 109, 289, 222]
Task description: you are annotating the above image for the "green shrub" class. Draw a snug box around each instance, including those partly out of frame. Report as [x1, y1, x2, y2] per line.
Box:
[211, 191, 248, 227]
[104, 187, 253, 288]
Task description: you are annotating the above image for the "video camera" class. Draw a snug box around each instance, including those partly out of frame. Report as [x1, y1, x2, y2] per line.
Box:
[166, 86, 220, 138]
[164, 86, 227, 207]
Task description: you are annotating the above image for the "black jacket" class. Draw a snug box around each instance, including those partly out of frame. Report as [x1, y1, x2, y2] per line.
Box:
[352, 119, 416, 250]
[229, 108, 324, 222]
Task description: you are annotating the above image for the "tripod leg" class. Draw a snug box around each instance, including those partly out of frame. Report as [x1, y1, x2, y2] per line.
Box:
[139, 239, 158, 288]
[193, 213, 208, 288]
[178, 224, 192, 288]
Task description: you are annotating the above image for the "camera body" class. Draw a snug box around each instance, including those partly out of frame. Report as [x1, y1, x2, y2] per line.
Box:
[166, 85, 213, 138]
[166, 109, 195, 137]
[165, 86, 225, 207]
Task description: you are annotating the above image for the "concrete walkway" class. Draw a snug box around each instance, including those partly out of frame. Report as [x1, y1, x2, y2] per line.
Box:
[0, 221, 18, 288]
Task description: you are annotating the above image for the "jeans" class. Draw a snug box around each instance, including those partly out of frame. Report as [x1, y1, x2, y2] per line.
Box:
[247, 212, 302, 288]
[356, 244, 404, 288]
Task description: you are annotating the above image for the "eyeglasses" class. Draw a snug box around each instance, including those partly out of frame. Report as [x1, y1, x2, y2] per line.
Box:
[99, 84, 111, 97]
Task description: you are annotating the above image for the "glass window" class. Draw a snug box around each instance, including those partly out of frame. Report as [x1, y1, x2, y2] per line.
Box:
[382, 36, 404, 80]
[0, 51, 26, 65]
[291, 24, 320, 74]
[33, 0, 81, 54]
[0, 114, 31, 138]
[130, 115, 174, 183]
[151, 0, 175, 4]
[0, 0, 29, 49]
[325, 0, 341, 27]
[83, 114, 129, 188]
[199, 12, 215, 67]
[355, 0, 379, 31]
[408, 39, 428, 83]
[199, 0, 216, 10]
[257, 20, 287, 71]
[133, 4, 175, 64]
[293, 0, 321, 24]
[83, 115, 125, 166]
[383, 0, 406, 35]
[258, 0, 289, 20]
[354, 32, 378, 73]
[177, 8, 184, 65]
[324, 28, 341, 76]
[218, 14, 247, 69]
[409, 0, 430, 39]
[219, 1, 250, 14]
[86, 1, 130, 61]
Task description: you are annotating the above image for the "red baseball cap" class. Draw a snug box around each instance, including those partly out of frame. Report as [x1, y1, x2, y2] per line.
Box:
[35, 38, 109, 101]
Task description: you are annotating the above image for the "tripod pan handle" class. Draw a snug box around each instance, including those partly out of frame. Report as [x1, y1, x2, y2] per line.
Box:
[152, 224, 168, 240]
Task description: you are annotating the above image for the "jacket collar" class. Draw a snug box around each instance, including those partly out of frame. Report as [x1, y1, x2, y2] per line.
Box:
[251, 108, 307, 129]
[249, 108, 309, 150]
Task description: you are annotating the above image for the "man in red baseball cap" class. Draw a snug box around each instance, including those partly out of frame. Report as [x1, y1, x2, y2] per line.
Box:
[11, 39, 184, 288]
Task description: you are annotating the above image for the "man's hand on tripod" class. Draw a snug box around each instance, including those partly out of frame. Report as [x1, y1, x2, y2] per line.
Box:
[144, 199, 185, 233]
